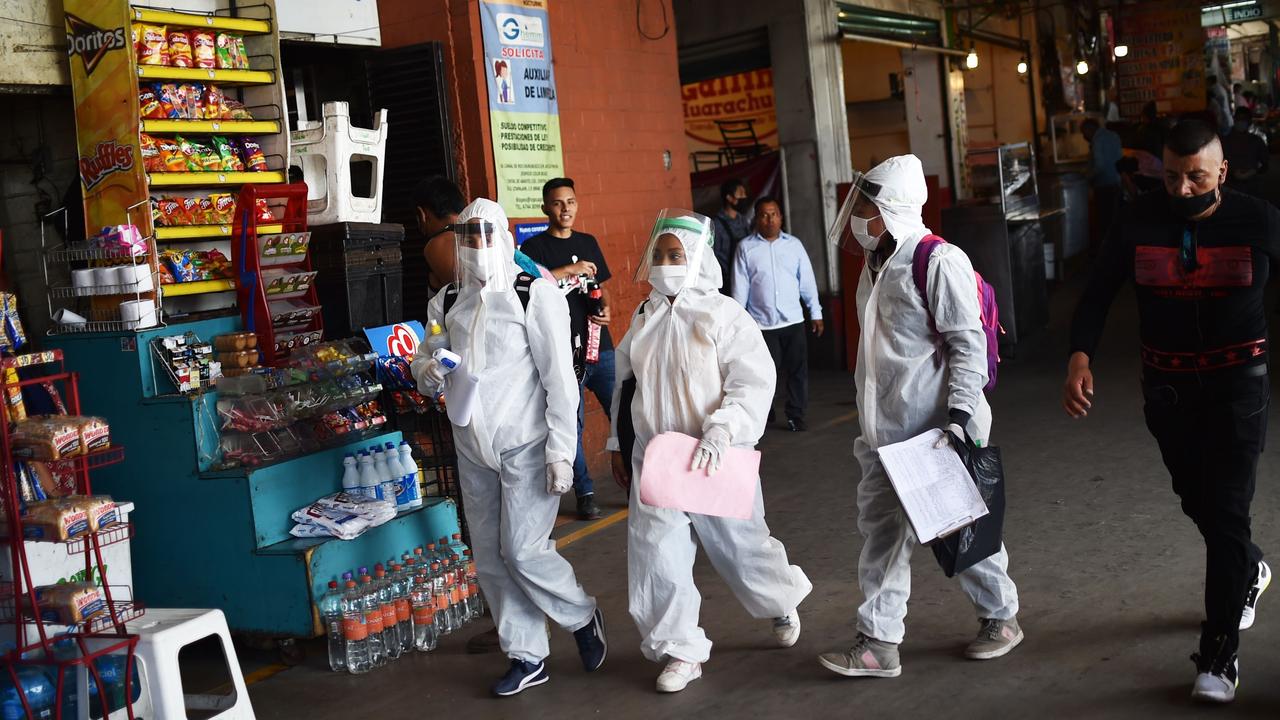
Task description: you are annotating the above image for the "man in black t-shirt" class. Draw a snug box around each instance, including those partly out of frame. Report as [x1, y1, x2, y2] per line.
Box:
[520, 177, 614, 521]
[1064, 120, 1277, 704]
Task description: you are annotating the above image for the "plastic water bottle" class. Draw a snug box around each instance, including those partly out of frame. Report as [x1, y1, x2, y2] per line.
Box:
[0, 665, 55, 720]
[374, 564, 402, 661]
[320, 580, 347, 672]
[430, 561, 454, 635]
[450, 554, 470, 627]
[398, 441, 423, 508]
[360, 573, 386, 667]
[390, 563, 414, 654]
[372, 448, 398, 508]
[341, 578, 371, 675]
[463, 549, 484, 619]
[410, 572, 439, 652]
[384, 441, 410, 509]
[341, 453, 360, 494]
[357, 452, 380, 501]
[426, 320, 450, 355]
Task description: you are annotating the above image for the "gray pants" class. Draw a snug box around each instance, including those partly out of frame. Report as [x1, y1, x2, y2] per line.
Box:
[458, 439, 597, 663]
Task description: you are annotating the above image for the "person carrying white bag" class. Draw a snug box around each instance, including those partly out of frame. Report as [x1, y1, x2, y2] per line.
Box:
[607, 209, 811, 694]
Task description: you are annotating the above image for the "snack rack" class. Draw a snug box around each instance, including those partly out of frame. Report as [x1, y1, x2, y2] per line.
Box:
[41, 203, 164, 336]
[63, 0, 290, 315]
[233, 183, 323, 364]
[0, 351, 141, 719]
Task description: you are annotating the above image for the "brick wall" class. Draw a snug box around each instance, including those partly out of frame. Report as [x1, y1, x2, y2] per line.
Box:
[378, 0, 691, 478]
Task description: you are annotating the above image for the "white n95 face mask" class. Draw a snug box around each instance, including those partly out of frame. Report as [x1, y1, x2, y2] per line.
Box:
[850, 214, 886, 251]
[648, 265, 687, 296]
[459, 246, 495, 281]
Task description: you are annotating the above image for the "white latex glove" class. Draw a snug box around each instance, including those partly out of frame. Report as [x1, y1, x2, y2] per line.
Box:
[411, 357, 447, 392]
[547, 460, 573, 496]
[691, 426, 732, 477]
[933, 423, 966, 449]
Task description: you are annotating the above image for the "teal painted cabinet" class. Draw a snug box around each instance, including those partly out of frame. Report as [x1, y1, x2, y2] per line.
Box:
[46, 319, 461, 637]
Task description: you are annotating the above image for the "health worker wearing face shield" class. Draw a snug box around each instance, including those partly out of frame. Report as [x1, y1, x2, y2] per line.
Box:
[607, 210, 812, 694]
[818, 155, 1022, 680]
[411, 199, 606, 698]
[1065, 120, 1280, 704]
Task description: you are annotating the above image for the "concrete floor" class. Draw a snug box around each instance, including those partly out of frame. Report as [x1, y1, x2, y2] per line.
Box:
[239, 282, 1280, 718]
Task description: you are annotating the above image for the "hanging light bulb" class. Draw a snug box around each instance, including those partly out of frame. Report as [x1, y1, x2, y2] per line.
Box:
[965, 43, 979, 70]
[1076, 58, 1090, 75]
[1114, 44, 1129, 58]
[1017, 56, 1029, 75]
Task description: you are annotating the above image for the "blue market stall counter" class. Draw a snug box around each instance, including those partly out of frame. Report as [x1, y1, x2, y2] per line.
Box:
[46, 317, 461, 638]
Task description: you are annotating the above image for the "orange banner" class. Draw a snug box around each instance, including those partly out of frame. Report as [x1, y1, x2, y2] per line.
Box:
[65, 0, 147, 234]
[682, 69, 777, 156]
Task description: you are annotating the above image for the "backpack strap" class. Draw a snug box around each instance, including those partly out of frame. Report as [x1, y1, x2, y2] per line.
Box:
[513, 272, 535, 313]
[911, 235, 947, 332]
[441, 283, 460, 319]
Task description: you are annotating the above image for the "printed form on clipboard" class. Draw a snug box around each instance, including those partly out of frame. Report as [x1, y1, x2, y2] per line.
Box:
[876, 429, 989, 544]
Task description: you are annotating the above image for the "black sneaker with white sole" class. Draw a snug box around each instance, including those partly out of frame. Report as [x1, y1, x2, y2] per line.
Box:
[1240, 560, 1271, 631]
[573, 608, 607, 672]
[1190, 651, 1238, 704]
[492, 659, 549, 697]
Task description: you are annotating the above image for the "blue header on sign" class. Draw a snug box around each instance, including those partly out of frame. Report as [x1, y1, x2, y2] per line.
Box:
[363, 321, 425, 358]
[515, 222, 549, 245]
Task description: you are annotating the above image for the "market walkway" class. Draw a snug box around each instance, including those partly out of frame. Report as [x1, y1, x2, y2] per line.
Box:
[242, 281, 1280, 718]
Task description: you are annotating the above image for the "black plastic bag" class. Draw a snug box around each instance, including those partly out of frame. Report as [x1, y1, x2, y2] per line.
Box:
[615, 377, 637, 496]
[930, 431, 1006, 578]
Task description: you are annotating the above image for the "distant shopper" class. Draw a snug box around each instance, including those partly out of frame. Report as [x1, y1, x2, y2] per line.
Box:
[413, 176, 466, 293]
[1082, 118, 1124, 256]
[1222, 107, 1269, 197]
[732, 197, 823, 432]
[711, 178, 753, 295]
[520, 177, 613, 521]
[1208, 75, 1233, 135]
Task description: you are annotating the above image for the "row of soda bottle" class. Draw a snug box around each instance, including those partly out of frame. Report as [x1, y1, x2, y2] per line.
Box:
[342, 441, 423, 510]
[320, 535, 484, 674]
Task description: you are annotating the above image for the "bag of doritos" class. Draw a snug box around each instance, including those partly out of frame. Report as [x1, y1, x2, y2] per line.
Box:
[239, 138, 268, 172]
[212, 136, 244, 172]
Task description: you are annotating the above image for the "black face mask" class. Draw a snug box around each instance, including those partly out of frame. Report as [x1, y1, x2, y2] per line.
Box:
[1169, 187, 1219, 220]
[733, 197, 752, 214]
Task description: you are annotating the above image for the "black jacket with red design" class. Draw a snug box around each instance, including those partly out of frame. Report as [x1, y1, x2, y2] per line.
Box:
[1070, 187, 1280, 373]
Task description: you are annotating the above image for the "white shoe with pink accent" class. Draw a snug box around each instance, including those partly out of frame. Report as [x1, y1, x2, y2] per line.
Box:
[964, 617, 1024, 660]
[818, 634, 902, 678]
[656, 659, 702, 693]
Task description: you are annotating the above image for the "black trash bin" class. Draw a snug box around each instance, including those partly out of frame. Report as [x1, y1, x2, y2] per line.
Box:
[310, 222, 405, 338]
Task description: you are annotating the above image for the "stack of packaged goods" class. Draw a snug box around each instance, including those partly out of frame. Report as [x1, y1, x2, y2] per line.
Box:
[318, 536, 482, 674]
[135, 25, 251, 71]
[140, 133, 270, 176]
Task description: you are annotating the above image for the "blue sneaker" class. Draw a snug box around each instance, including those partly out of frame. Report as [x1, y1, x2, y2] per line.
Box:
[573, 608, 608, 672]
[492, 659, 549, 697]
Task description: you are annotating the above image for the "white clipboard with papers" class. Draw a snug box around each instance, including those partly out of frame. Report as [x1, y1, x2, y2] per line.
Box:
[876, 428, 989, 544]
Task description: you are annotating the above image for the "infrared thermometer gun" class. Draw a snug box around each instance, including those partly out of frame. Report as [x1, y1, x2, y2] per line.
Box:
[433, 349, 462, 375]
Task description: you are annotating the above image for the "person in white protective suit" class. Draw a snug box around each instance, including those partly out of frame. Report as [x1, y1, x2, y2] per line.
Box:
[411, 198, 606, 698]
[607, 210, 812, 693]
[817, 155, 1023, 679]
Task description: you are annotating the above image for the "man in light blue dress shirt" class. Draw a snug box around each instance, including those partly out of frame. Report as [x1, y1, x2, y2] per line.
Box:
[732, 197, 824, 432]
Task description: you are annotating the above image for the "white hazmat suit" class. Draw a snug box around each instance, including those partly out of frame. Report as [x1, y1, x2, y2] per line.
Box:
[609, 215, 812, 665]
[851, 155, 1018, 644]
[412, 198, 597, 663]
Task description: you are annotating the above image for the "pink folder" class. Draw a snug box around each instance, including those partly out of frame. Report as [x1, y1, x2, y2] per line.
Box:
[638, 432, 761, 520]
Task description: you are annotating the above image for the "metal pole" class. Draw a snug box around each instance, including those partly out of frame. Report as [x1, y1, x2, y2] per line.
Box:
[839, 32, 970, 58]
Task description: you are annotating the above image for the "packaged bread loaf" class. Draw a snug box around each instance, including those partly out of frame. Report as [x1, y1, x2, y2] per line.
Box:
[34, 582, 105, 625]
[12, 417, 82, 460]
[75, 417, 110, 453]
[2, 499, 91, 541]
[65, 495, 120, 531]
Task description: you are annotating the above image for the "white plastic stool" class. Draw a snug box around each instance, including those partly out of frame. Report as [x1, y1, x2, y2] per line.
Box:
[291, 100, 390, 224]
[128, 609, 256, 720]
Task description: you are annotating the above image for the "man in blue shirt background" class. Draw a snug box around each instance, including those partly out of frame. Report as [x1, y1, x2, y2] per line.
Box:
[732, 197, 824, 432]
[1082, 118, 1123, 258]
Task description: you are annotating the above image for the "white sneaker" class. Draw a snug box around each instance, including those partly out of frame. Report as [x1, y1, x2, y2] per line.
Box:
[772, 610, 801, 648]
[656, 659, 702, 693]
[1191, 657, 1238, 704]
[1240, 560, 1270, 631]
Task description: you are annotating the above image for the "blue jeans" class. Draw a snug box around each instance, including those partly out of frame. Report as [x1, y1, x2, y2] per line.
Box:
[573, 348, 615, 497]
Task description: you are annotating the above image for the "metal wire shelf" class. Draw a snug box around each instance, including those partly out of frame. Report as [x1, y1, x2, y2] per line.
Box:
[46, 244, 151, 263]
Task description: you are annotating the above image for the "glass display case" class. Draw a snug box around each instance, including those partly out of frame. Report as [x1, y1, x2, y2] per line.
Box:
[966, 142, 1040, 222]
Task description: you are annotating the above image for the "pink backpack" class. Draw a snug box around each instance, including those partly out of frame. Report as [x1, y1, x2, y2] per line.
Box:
[910, 235, 1002, 392]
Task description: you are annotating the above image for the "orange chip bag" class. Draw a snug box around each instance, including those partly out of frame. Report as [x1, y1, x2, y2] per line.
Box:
[198, 196, 217, 224]
[137, 25, 168, 66]
[156, 198, 187, 226]
[158, 139, 186, 173]
[210, 194, 236, 224]
[138, 87, 164, 119]
[167, 30, 193, 68]
[192, 31, 216, 69]
[182, 197, 202, 222]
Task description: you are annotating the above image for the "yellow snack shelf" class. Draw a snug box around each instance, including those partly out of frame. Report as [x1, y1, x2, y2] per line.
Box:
[141, 119, 281, 135]
[148, 171, 285, 187]
[131, 8, 272, 35]
[161, 279, 236, 296]
[137, 66, 275, 85]
[156, 223, 284, 242]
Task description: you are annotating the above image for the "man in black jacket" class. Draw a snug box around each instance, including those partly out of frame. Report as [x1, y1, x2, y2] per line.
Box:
[1064, 120, 1276, 704]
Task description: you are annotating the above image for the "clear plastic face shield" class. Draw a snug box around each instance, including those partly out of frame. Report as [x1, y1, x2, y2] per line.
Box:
[635, 209, 714, 296]
[828, 171, 888, 255]
[453, 219, 511, 290]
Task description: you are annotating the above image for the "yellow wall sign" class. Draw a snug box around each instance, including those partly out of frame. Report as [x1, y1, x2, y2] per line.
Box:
[682, 69, 778, 157]
[65, 0, 147, 234]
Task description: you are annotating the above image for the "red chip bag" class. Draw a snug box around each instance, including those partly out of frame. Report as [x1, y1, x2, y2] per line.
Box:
[156, 198, 187, 226]
[204, 85, 226, 120]
[167, 30, 193, 68]
[137, 25, 168, 66]
[198, 197, 217, 224]
[192, 31, 216, 69]
[255, 199, 275, 223]
[139, 134, 163, 173]
[182, 197, 202, 222]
